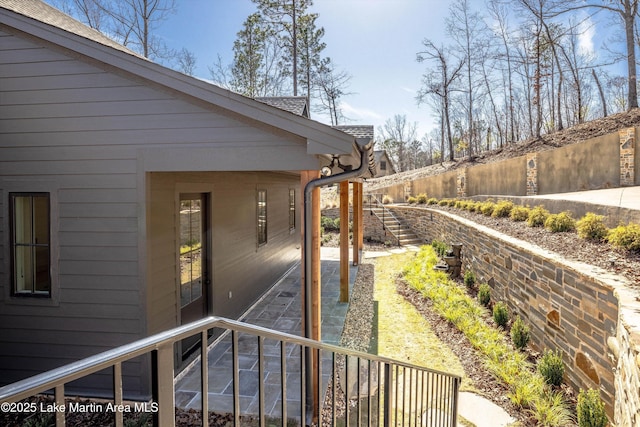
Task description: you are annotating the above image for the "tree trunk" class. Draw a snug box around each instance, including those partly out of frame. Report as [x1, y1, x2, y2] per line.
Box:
[624, 0, 638, 109]
[592, 69, 608, 117]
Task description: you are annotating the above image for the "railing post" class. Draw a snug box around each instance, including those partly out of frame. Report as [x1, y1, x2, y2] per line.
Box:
[383, 363, 391, 427]
[156, 342, 175, 427]
[55, 385, 65, 427]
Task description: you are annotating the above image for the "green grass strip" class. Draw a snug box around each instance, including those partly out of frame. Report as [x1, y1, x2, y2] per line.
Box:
[402, 246, 574, 426]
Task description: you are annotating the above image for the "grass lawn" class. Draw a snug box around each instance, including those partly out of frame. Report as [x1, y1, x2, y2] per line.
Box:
[369, 251, 474, 392]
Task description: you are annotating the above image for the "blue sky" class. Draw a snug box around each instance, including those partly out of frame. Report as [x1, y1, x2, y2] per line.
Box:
[155, 0, 452, 139]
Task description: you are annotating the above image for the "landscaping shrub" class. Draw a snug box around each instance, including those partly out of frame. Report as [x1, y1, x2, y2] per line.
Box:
[454, 199, 467, 209]
[382, 194, 393, 204]
[511, 316, 531, 350]
[466, 201, 480, 212]
[480, 201, 496, 216]
[492, 200, 514, 218]
[493, 302, 509, 328]
[527, 205, 550, 227]
[608, 222, 640, 251]
[321, 216, 339, 232]
[463, 270, 476, 288]
[407, 196, 417, 204]
[427, 197, 438, 205]
[510, 205, 531, 222]
[544, 211, 576, 233]
[431, 240, 449, 258]
[438, 199, 450, 206]
[577, 388, 608, 427]
[576, 212, 609, 241]
[478, 283, 491, 307]
[538, 349, 564, 387]
[447, 199, 457, 207]
[416, 193, 428, 204]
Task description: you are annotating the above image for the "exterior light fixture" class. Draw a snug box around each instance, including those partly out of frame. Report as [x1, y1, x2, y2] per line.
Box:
[321, 166, 332, 176]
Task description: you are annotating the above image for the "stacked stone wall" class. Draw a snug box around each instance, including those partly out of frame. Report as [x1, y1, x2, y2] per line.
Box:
[386, 206, 640, 423]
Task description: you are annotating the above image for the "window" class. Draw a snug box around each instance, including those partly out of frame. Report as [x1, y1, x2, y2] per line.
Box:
[10, 193, 51, 296]
[380, 160, 387, 171]
[289, 189, 296, 231]
[257, 189, 267, 245]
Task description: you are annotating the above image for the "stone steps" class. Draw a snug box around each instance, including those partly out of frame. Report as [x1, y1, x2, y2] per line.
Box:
[369, 206, 422, 246]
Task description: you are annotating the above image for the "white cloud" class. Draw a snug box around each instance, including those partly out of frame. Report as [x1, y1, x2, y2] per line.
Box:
[578, 16, 595, 56]
[340, 102, 385, 122]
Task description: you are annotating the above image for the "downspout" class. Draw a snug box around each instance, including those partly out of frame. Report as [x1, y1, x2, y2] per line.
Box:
[303, 138, 374, 340]
[302, 137, 374, 416]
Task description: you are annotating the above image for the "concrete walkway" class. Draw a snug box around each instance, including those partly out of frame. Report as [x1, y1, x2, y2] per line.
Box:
[527, 185, 640, 209]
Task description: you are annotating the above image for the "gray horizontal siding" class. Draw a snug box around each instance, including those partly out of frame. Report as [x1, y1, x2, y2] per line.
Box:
[0, 24, 307, 398]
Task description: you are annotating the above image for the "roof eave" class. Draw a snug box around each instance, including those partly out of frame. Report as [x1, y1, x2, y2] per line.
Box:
[0, 6, 355, 157]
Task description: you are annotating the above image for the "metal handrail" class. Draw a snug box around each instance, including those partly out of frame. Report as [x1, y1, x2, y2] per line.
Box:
[0, 315, 461, 427]
[368, 194, 402, 246]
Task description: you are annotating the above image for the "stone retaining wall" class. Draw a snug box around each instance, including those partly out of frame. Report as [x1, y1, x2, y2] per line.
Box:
[384, 206, 640, 423]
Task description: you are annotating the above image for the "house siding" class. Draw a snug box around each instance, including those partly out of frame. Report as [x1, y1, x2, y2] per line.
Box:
[147, 172, 300, 335]
[0, 26, 308, 397]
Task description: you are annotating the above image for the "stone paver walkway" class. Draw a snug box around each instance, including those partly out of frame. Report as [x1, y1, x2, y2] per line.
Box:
[174, 248, 358, 421]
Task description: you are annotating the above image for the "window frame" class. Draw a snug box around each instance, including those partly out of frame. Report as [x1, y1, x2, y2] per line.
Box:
[288, 188, 296, 232]
[9, 192, 52, 298]
[257, 189, 267, 246]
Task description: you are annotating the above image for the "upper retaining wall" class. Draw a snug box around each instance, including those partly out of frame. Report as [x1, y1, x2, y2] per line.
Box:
[371, 128, 639, 202]
[386, 206, 640, 424]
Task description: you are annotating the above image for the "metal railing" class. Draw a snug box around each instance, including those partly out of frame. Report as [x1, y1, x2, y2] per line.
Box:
[0, 316, 460, 427]
[366, 194, 402, 246]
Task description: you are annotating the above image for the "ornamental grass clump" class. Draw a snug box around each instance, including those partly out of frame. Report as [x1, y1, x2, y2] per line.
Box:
[538, 349, 565, 387]
[416, 193, 428, 204]
[438, 199, 450, 206]
[608, 222, 640, 251]
[466, 201, 480, 213]
[544, 211, 576, 233]
[492, 200, 514, 218]
[511, 316, 531, 350]
[478, 283, 491, 307]
[480, 201, 496, 216]
[576, 212, 609, 241]
[527, 205, 550, 227]
[493, 302, 509, 328]
[510, 205, 531, 222]
[407, 196, 417, 204]
[427, 197, 438, 205]
[577, 388, 608, 427]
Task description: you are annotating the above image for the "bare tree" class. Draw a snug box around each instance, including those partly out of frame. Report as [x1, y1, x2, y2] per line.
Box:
[446, 0, 486, 159]
[58, 0, 177, 60]
[417, 40, 465, 161]
[176, 47, 197, 76]
[377, 115, 418, 172]
[314, 61, 352, 125]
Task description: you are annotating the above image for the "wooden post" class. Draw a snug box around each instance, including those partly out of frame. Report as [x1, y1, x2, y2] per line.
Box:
[340, 181, 350, 302]
[352, 180, 361, 265]
[358, 182, 364, 252]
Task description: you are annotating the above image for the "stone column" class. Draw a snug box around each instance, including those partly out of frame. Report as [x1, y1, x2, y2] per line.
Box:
[526, 153, 538, 196]
[457, 168, 467, 198]
[619, 127, 635, 186]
